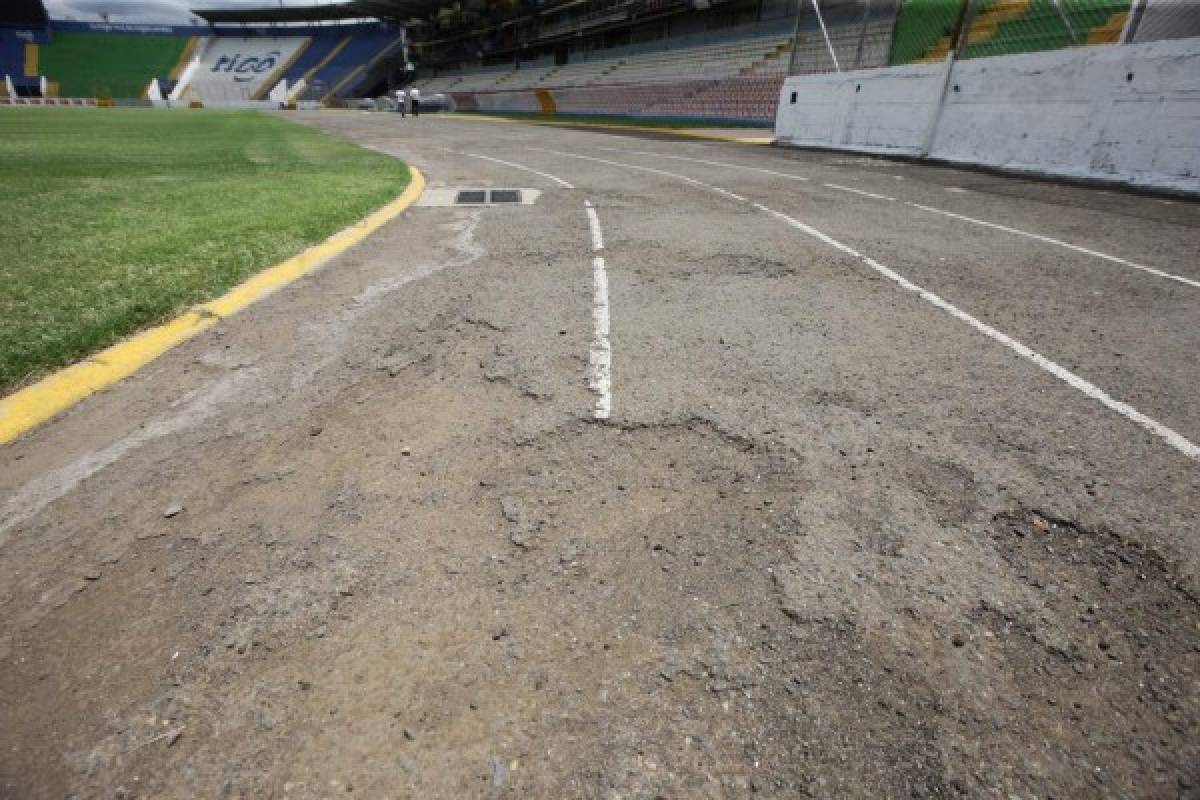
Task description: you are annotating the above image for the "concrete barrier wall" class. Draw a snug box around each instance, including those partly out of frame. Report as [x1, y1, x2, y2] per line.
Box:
[463, 90, 542, 113]
[775, 38, 1200, 193]
[775, 62, 946, 155]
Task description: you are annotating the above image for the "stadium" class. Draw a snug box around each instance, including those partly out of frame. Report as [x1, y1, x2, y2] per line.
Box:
[1, 0, 1198, 795]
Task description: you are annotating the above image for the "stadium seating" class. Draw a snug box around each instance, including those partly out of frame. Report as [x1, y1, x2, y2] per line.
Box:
[306, 28, 404, 98]
[278, 32, 348, 94]
[176, 36, 310, 104]
[786, 16, 896, 73]
[0, 28, 42, 93]
[412, 31, 797, 122]
[890, 0, 1132, 64]
[0, 20, 400, 102]
[35, 30, 192, 98]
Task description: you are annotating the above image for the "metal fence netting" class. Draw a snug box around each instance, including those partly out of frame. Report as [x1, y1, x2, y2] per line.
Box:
[787, 0, 1198, 76]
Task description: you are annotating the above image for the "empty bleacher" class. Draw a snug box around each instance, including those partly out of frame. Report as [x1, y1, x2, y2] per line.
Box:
[305, 27, 404, 98]
[0, 19, 400, 103]
[278, 31, 348, 94]
[890, 0, 1132, 64]
[0, 27, 44, 94]
[36, 30, 192, 98]
[412, 31, 799, 123]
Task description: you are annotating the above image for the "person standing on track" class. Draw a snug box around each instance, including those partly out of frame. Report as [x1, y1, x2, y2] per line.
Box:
[394, 87, 406, 117]
[409, 87, 420, 118]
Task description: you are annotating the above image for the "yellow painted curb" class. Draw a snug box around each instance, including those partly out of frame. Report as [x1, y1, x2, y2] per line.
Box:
[443, 113, 775, 145]
[0, 168, 426, 445]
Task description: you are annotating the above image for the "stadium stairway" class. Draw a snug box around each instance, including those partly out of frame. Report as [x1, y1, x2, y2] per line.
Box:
[0, 28, 43, 93]
[250, 37, 312, 100]
[285, 34, 351, 96]
[314, 30, 405, 100]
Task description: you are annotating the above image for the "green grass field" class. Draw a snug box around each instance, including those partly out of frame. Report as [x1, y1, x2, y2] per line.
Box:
[0, 108, 409, 393]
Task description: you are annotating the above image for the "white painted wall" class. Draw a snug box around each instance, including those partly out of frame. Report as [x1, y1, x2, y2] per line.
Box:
[775, 62, 947, 155]
[775, 38, 1200, 193]
[463, 90, 542, 113]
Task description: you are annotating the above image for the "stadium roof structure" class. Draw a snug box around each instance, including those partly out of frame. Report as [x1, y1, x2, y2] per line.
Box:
[0, 0, 49, 26]
[191, 0, 444, 24]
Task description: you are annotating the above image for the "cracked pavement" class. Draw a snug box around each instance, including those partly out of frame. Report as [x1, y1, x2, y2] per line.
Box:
[1, 113, 1198, 798]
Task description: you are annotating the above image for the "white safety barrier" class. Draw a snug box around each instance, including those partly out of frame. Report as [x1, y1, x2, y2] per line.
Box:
[775, 37, 1200, 194]
[0, 96, 98, 106]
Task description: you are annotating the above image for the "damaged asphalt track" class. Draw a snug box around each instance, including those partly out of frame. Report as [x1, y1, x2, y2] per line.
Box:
[1, 112, 1197, 798]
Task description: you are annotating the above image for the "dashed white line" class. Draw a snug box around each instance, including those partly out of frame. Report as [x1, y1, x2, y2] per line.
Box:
[456, 150, 576, 189]
[823, 182, 897, 202]
[590, 146, 810, 182]
[541, 149, 746, 202]
[545, 149, 1200, 461]
[907, 203, 1200, 290]
[584, 200, 612, 420]
[585, 202, 605, 251]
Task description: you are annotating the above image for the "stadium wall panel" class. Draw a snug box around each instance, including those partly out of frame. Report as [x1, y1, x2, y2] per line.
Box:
[775, 37, 1200, 193]
[772, 63, 945, 154]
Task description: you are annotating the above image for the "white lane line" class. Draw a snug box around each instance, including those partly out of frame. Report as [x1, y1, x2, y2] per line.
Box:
[823, 182, 897, 202]
[585, 201, 605, 251]
[590, 146, 811, 182]
[585, 147, 1195, 291]
[540, 149, 746, 202]
[456, 150, 576, 189]
[546, 149, 1200, 461]
[584, 200, 612, 420]
[907, 203, 1200, 290]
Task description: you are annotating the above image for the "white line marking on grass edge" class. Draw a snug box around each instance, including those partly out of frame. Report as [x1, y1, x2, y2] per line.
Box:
[548, 150, 1200, 461]
[458, 151, 576, 189]
[584, 200, 612, 420]
[908, 203, 1200, 290]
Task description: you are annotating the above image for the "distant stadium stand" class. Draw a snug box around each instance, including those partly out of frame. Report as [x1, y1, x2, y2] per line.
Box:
[171, 24, 401, 105]
[0, 0, 49, 96]
[889, 0, 1133, 65]
[6, 0, 1182, 122]
[175, 35, 310, 104]
[412, 30, 802, 123]
[38, 30, 194, 99]
[277, 31, 348, 96]
[0, 0, 400, 105]
[304, 27, 404, 99]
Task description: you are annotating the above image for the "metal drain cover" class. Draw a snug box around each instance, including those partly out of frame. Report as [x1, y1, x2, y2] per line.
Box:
[418, 188, 543, 208]
[455, 190, 488, 205]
